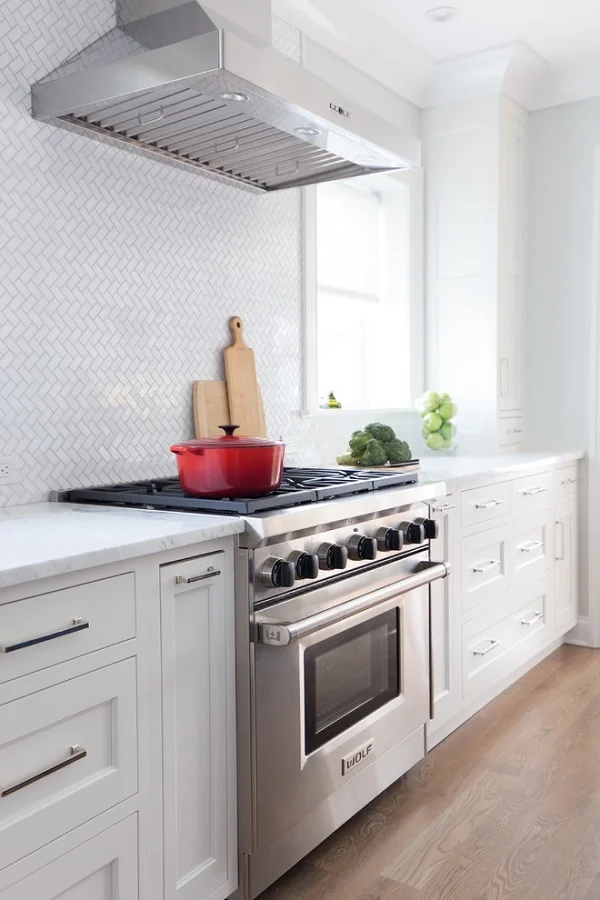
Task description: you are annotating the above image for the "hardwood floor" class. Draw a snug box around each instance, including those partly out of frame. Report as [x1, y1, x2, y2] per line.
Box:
[258, 645, 600, 900]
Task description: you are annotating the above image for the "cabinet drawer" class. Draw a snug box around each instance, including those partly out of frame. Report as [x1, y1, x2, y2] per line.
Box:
[461, 481, 511, 528]
[0, 574, 136, 685]
[463, 584, 550, 697]
[511, 513, 550, 586]
[554, 464, 578, 499]
[498, 417, 525, 447]
[0, 658, 137, 870]
[0, 815, 138, 899]
[461, 524, 509, 615]
[511, 472, 551, 514]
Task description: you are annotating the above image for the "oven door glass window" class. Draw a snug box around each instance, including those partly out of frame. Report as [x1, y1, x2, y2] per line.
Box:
[304, 608, 400, 754]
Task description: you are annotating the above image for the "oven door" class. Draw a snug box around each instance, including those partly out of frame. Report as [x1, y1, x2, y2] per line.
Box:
[251, 559, 448, 852]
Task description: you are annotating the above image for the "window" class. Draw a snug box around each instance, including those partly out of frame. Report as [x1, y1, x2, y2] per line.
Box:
[303, 169, 423, 413]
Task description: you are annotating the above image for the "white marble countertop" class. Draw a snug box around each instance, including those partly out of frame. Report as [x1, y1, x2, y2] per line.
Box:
[417, 450, 584, 490]
[0, 451, 585, 592]
[0, 503, 245, 591]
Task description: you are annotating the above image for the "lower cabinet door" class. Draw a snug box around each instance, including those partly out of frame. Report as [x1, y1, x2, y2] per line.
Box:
[1, 815, 138, 900]
[160, 553, 237, 900]
[555, 499, 578, 634]
[428, 495, 459, 732]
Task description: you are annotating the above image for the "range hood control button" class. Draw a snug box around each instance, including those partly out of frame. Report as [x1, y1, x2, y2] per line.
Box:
[318, 543, 348, 571]
[288, 551, 319, 580]
[376, 527, 403, 552]
[261, 557, 296, 589]
[400, 521, 426, 545]
[414, 517, 439, 540]
[348, 535, 378, 561]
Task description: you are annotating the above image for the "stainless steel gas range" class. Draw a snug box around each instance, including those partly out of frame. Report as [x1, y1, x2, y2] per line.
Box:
[59, 466, 450, 900]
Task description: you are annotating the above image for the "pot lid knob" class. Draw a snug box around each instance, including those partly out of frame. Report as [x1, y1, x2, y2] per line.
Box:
[219, 425, 240, 437]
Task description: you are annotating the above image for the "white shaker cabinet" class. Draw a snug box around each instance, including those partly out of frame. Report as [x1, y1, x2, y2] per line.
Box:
[0, 816, 138, 900]
[424, 95, 528, 449]
[428, 494, 460, 740]
[554, 499, 578, 635]
[160, 552, 237, 900]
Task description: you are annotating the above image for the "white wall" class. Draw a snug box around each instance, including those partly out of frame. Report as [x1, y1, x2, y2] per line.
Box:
[526, 98, 600, 451]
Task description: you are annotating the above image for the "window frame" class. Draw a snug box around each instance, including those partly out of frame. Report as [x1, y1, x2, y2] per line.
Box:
[301, 167, 425, 416]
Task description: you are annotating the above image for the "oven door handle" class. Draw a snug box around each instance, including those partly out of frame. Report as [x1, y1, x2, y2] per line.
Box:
[253, 561, 451, 646]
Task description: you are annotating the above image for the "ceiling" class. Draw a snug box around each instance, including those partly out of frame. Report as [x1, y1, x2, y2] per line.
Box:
[274, 0, 600, 108]
[363, 0, 600, 69]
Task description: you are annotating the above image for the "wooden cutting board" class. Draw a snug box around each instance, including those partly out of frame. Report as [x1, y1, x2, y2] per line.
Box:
[193, 380, 267, 438]
[223, 316, 266, 437]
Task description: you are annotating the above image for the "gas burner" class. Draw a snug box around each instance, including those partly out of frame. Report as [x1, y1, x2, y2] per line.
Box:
[62, 464, 419, 515]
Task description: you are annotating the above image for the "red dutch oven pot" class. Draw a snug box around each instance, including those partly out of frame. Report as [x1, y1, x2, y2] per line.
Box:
[170, 426, 285, 497]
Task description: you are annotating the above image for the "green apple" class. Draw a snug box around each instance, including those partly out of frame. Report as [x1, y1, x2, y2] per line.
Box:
[419, 390, 441, 414]
[426, 431, 445, 451]
[441, 438, 454, 449]
[440, 422, 457, 441]
[437, 401, 457, 420]
[439, 392, 452, 402]
[422, 412, 443, 433]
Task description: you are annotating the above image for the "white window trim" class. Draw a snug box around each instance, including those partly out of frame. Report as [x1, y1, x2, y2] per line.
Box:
[301, 168, 425, 416]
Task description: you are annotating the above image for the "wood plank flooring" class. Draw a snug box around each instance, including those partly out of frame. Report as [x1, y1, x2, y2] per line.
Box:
[258, 645, 600, 900]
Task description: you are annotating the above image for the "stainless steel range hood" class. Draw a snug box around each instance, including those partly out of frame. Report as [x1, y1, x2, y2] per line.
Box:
[31, 0, 420, 192]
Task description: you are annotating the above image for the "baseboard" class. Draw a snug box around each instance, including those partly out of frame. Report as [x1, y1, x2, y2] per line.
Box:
[426, 636, 564, 751]
[565, 616, 593, 647]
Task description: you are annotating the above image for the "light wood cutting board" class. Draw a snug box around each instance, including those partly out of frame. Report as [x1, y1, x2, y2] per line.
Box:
[193, 380, 267, 438]
[223, 316, 266, 437]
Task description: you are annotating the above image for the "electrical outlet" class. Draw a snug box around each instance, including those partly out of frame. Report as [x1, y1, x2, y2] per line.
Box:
[0, 457, 20, 485]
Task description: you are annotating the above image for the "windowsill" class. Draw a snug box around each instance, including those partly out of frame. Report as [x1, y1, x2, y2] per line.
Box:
[297, 407, 417, 419]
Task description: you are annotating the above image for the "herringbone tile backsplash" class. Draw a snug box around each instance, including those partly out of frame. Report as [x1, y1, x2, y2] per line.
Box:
[0, 3, 418, 507]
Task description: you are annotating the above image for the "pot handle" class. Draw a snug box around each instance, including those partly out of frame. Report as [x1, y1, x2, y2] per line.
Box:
[219, 425, 240, 436]
[170, 444, 205, 456]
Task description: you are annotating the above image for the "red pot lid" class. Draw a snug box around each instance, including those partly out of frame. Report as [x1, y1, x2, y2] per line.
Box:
[172, 425, 284, 451]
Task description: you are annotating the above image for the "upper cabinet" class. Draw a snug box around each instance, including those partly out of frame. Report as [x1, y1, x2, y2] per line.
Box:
[424, 96, 528, 450]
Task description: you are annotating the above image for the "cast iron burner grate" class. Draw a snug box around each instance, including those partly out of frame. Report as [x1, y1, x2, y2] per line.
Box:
[63, 464, 419, 515]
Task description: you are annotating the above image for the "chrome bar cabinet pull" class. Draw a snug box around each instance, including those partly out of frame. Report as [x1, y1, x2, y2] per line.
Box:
[474, 499, 503, 510]
[519, 611, 544, 627]
[472, 560, 500, 574]
[521, 486, 547, 496]
[517, 540, 544, 553]
[431, 502, 456, 513]
[175, 568, 221, 585]
[0, 618, 89, 654]
[1, 745, 87, 798]
[472, 639, 500, 656]
[561, 477, 576, 486]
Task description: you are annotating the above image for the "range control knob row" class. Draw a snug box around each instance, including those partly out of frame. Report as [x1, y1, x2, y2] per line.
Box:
[414, 517, 439, 540]
[348, 534, 378, 561]
[399, 520, 426, 545]
[260, 557, 296, 589]
[287, 550, 320, 580]
[376, 527, 403, 552]
[318, 542, 348, 571]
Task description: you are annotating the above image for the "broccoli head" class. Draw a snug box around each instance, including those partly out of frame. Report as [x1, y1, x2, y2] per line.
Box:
[365, 422, 396, 444]
[359, 439, 388, 467]
[336, 453, 357, 467]
[384, 438, 412, 464]
[348, 430, 370, 458]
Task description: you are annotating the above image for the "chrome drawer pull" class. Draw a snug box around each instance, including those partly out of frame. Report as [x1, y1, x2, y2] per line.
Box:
[474, 499, 503, 509]
[1, 745, 87, 798]
[561, 477, 576, 486]
[0, 618, 89, 654]
[517, 539, 544, 553]
[472, 639, 500, 656]
[431, 502, 456, 512]
[472, 559, 500, 574]
[175, 568, 221, 585]
[521, 487, 547, 496]
[519, 611, 544, 626]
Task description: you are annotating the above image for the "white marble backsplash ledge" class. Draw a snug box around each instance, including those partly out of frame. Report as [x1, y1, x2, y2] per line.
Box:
[0, 503, 244, 591]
